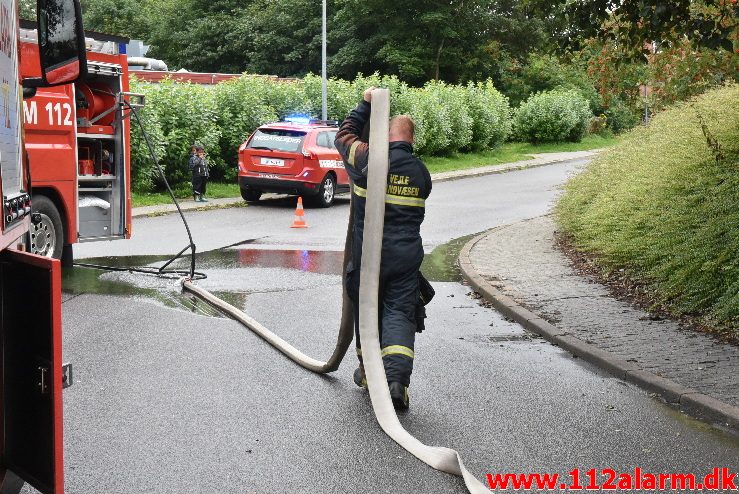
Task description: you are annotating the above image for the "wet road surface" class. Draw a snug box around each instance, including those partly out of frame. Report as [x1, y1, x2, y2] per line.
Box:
[52, 259, 739, 493]
[24, 160, 738, 493]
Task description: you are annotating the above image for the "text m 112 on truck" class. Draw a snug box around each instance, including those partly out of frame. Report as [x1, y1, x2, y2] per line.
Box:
[20, 21, 140, 262]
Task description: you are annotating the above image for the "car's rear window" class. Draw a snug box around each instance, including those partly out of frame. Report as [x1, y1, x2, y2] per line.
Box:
[247, 129, 306, 152]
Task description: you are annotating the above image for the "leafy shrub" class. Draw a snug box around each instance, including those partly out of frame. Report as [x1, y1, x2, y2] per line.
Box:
[646, 39, 738, 110]
[130, 73, 517, 190]
[513, 89, 592, 143]
[351, 73, 409, 115]
[131, 78, 222, 188]
[393, 88, 449, 155]
[129, 79, 166, 192]
[215, 76, 279, 166]
[424, 81, 474, 153]
[582, 37, 737, 132]
[557, 84, 739, 337]
[602, 96, 640, 134]
[588, 115, 608, 136]
[465, 80, 512, 149]
[500, 53, 602, 111]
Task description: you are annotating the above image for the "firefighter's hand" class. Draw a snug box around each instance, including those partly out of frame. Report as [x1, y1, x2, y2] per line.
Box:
[363, 87, 377, 103]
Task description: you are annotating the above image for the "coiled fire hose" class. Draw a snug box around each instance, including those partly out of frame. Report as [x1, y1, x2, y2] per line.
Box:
[182, 89, 488, 493]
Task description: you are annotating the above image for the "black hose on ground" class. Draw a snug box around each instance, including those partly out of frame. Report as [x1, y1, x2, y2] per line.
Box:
[73, 99, 206, 281]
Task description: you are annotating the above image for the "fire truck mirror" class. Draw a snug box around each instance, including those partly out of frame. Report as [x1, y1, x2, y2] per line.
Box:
[26, 0, 88, 87]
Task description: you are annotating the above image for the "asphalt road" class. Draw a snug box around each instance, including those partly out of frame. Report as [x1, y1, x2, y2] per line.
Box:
[30, 159, 738, 493]
[73, 159, 591, 259]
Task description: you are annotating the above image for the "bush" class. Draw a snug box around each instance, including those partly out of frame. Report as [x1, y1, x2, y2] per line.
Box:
[131, 73, 517, 190]
[215, 76, 279, 167]
[513, 89, 592, 143]
[603, 96, 640, 134]
[465, 80, 512, 149]
[130, 79, 166, 192]
[394, 87, 451, 155]
[582, 37, 737, 132]
[500, 53, 602, 111]
[131, 78, 222, 188]
[557, 84, 739, 337]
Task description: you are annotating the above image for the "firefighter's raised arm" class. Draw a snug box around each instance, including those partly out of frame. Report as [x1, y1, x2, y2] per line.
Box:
[334, 87, 375, 180]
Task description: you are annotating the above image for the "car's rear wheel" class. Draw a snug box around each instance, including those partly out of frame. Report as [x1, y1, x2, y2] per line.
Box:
[241, 186, 262, 202]
[311, 173, 335, 208]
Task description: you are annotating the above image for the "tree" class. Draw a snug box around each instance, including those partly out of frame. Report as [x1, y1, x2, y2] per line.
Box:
[527, 0, 738, 54]
[330, 0, 498, 84]
[80, 0, 152, 39]
[143, 0, 255, 72]
[243, 0, 334, 77]
[19, 0, 35, 19]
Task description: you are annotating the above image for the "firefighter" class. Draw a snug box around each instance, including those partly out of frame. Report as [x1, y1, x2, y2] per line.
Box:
[335, 87, 432, 411]
[189, 143, 209, 202]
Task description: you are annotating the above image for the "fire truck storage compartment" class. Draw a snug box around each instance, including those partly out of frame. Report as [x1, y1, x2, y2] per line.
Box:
[77, 135, 123, 240]
[75, 62, 126, 241]
[1, 252, 61, 493]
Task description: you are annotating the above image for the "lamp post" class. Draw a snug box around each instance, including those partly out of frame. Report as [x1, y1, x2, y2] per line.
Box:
[321, 0, 327, 121]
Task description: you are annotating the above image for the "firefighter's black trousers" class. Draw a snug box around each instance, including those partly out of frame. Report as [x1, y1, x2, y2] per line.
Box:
[347, 260, 420, 387]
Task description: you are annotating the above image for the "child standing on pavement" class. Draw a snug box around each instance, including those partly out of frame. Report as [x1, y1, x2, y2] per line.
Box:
[189, 144, 209, 202]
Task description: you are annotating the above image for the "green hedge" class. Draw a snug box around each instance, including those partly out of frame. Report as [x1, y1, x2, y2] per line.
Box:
[513, 89, 592, 143]
[130, 74, 516, 192]
[557, 84, 739, 338]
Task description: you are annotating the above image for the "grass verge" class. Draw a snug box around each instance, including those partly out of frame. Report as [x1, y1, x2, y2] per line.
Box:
[556, 84, 739, 341]
[423, 135, 617, 174]
[133, 182, 241, 207]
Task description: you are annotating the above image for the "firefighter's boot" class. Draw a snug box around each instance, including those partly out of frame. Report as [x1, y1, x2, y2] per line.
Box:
[353, 364, 367, 388]
[200, 196, 208, 202]
[388, 381, 409, 411]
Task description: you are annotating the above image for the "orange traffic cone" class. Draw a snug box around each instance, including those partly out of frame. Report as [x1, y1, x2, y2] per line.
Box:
[290, 197, 309, 228]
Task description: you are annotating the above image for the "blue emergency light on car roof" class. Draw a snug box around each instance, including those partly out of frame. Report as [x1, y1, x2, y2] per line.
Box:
[283, 114, 312, 125]
[281, 114, 340, 127]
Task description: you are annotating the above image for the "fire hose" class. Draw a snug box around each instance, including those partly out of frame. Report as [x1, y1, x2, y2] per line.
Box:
[182, 90, 488, 493]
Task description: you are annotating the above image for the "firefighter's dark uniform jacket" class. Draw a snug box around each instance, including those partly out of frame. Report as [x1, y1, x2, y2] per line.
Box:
[335, 100, 432, 387]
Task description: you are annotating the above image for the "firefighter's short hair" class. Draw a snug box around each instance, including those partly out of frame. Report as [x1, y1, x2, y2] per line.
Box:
[390, 115, 415, 139]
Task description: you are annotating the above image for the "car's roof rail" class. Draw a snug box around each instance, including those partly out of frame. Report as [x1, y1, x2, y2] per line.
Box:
[311, 119, 339, 127]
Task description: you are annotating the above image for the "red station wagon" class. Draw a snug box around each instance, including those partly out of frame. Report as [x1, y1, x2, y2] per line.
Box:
[237, 118, 350, 207]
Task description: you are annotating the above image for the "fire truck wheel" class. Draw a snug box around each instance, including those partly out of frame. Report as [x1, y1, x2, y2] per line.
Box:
[312, 173, 335, 208]
[240, 186, 262, 202]
[30, 195, 64, 259]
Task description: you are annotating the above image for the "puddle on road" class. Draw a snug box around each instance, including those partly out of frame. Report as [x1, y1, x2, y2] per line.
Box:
[64, 233, 476, 316]
[64, 248, 346, 317]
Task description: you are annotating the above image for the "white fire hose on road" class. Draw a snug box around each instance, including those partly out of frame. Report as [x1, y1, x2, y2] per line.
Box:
[182, 89, 488, 493]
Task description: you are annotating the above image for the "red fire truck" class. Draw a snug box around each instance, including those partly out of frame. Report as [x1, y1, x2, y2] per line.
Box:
[19, 22, 135, 262]
[1, 0, 87, 492]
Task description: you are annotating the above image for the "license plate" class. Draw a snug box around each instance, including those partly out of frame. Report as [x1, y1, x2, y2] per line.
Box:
[260, 157, 285, 166]
[260, 174, 280, 179]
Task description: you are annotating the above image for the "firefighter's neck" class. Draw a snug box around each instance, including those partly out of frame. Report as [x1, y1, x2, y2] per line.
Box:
[388, 131, 413, 144]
